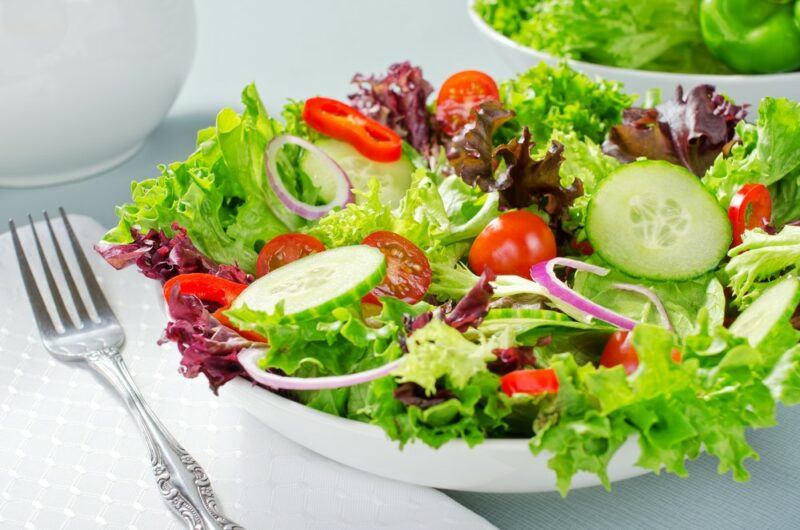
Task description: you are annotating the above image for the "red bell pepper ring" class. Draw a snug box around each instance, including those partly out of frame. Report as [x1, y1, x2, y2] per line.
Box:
[302, 97, 402, 162]
[163, 273, 266, 343]
[162, 273, 247, 307]
[728, 183, 772, 247]
[500, 369, 559, 397]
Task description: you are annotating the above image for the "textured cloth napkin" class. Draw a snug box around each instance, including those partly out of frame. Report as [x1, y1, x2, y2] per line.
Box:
[0, 215, 493, 530]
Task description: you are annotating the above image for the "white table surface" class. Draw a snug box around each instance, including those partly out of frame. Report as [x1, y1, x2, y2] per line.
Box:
[2, 1, 800, 529]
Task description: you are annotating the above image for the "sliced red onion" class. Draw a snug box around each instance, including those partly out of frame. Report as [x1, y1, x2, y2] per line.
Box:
[265, 134, 354, 220]
[530, 257, 637, 330]
[612, 283, 673, 332]
[238, 348, 403, 390]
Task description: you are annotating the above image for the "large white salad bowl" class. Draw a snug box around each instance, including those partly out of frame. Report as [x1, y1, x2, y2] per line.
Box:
[467, 0, 800, 108]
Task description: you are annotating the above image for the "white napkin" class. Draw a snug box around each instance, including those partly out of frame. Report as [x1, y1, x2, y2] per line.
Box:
[0, 215, 493, 530]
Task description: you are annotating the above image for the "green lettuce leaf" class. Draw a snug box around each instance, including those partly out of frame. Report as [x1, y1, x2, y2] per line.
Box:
[104, 84, 315, 272]
[572, 258, 724, 337]
[306, 169, 498, 271]
[703, 98, 800, 216]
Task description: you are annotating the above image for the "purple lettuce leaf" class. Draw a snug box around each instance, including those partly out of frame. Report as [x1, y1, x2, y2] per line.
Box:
[95, 224, 252, 284]
[604, 85, 747, 176]
[487, 347, 537, 375]
[393, 382, 455, 410]
[160, 285, 252, 393]
[349, 61, 436, 155]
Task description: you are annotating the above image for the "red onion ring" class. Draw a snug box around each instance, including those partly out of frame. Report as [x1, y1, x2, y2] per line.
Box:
[238, 348, 403, 390]
[265, 134, 354, 220]
[530, 257, 637, 330]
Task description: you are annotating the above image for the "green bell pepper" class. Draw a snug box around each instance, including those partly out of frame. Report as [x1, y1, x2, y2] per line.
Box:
[700, 0, 800, 74]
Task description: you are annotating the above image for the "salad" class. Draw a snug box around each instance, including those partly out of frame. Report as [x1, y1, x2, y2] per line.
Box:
[474, 0, 800, 75]
[96, 61, 800, 495]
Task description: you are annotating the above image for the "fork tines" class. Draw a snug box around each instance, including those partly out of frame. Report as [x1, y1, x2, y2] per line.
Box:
[10, 208, 114, 334]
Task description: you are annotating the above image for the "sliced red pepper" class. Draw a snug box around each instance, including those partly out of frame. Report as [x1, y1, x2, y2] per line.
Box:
[162, 273, 246, 307]
[500, 369, 559, 397]
[728, 183, 772, 247]
[302, 97, 402, 162]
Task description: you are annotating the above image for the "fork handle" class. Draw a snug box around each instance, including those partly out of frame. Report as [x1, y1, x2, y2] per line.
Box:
[87, 347, 243, 530]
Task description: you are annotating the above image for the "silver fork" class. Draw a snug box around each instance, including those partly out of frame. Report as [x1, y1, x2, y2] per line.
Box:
[10, 209, 242, 530]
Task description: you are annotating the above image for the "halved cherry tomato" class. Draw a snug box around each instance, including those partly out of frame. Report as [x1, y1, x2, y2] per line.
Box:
[468, 210, 557, 278]
[728, 183, 772, 246]
[212, 308, 267, 343]
[600, 331, 681, 375]
[256, 233, 326, 277]
[500, 369, 559, 396]
[163, 273, 246, 307]
[302, 97, 401, 162]
[435, 70, 500, 135]
[361, 231, 432, 305]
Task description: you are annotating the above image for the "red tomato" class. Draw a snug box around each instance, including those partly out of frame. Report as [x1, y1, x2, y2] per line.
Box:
[256, 233, 326, 277]
[361, 231, 432, 305]
[728, 183, 772, 246]
[500, 369, 559, 397]
[600, 331, 682, 375]
[435, 70, 500, 135]
[162, 273, 246, 307]
[302, 97, 401, 162]
[468, 210, 557, 278]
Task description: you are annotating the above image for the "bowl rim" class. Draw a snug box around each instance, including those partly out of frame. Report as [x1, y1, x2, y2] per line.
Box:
[466, 0, 800, 83]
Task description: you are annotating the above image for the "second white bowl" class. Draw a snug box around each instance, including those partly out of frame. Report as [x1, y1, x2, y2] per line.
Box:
[467, 1, 800, 108]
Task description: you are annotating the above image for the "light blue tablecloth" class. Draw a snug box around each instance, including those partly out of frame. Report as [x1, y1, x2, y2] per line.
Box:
[3, 1, 799, 527]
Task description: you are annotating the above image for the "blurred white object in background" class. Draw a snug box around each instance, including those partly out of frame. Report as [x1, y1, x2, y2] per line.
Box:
[467, 0, 800, 111]
[0, 0, 195, 188]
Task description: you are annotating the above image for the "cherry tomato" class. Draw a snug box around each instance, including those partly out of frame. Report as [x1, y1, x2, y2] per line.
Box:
[163, 273, 246, 307]
[256, 233, 326, 277]
[435, 70, 500, 135]
[600, 331, 682, 375]
[729, 183, 772, 246]
[500, 369, 559, 397]
[302, 97, 401, 162]
[361, 231, 432, 305]
[468, 210, 557, 278]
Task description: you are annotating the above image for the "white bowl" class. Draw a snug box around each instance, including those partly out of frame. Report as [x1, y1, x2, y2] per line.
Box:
[0, 0, 196, 188]
[467, 0, 800, 107]
[223, 377, 648, 493]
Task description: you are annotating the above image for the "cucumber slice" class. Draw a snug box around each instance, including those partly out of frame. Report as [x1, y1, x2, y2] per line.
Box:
[300, 138, 413, 208]
[478, 308, 603, 336]
[586, 161, 731, 280]
[730, 276, 800, 353]
[231, 245, 385, 320]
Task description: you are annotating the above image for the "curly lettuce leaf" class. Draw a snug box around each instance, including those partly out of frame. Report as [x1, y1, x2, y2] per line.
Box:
[104, 85, 319, 273]
[306, 169, 498, 270]
[498, 62, 635, 145]
[703, 97, 800, 213]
